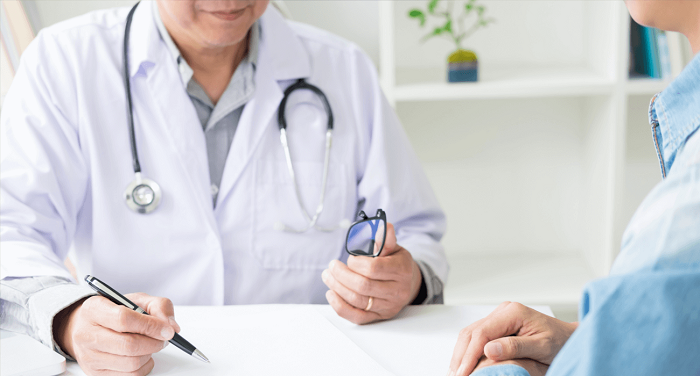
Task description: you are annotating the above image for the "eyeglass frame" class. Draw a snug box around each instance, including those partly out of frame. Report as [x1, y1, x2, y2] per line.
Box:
[344, 209, 387, 257]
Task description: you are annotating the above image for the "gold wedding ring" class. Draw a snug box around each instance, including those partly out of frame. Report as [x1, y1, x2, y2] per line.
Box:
[364, 296, 373, 312]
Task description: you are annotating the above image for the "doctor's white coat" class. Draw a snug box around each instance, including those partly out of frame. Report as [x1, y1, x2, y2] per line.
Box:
[0, 4, 447, 305]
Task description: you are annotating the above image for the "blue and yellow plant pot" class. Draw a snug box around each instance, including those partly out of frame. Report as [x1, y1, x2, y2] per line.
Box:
[448, 49, 478, 82]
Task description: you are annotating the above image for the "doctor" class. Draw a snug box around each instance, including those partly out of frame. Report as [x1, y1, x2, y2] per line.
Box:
[0, 0, 447, 374]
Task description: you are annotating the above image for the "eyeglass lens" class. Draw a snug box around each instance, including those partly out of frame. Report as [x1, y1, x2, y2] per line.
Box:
[346, 218, 386, 256]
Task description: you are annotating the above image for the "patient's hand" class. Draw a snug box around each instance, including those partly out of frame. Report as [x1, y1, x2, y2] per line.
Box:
[473, 355, 548, 376]
[448, 301, 578, 376]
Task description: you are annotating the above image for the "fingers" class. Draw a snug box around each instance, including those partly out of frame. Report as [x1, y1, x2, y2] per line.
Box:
[485, 336, 549, 362]
[456, 306, 525, 376]
[82, 352, 152, 374]
[325, 290, 382, 325]
[321, 269, 390, 312]
[346, 249, 414, 282]
[83, 296, 174, 341]
[448, 301, 513, 376]
[81, 325, 167, 356]
[377, 223, 399, 257]
[128, 293, 180, 333]
[327, 260, 394, 298]
[449, 325, 474, 373]
[91, 357, 155, 376]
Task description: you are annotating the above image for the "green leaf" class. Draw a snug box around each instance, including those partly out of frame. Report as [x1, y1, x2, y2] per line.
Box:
[465, 3, 473, 12]
[443, 19, 452, 32]
[432, 27, 443, 35]
[409, 9, 424, 18]
[408, 9, 426, 26]
[427, 0, 439, 14]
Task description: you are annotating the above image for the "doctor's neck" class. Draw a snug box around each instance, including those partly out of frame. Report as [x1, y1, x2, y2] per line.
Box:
[156, 0, 268, 104]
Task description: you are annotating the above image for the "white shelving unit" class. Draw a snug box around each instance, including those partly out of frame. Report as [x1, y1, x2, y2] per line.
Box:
[377, 1, 678, 308]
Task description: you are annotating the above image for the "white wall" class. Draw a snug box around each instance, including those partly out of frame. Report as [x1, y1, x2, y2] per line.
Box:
[29, 0, 136, 28]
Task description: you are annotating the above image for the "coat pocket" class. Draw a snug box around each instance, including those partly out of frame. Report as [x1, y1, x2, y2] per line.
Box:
[251, 159, 348, 269]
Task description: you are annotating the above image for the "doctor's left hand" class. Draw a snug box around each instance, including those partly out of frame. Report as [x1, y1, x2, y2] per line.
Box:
[322, 223, 423, 324]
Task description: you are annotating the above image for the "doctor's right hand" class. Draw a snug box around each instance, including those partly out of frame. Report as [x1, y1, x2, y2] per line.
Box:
[54, 293, 180, 376]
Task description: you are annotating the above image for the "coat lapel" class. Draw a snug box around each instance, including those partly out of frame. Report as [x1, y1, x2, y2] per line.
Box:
[129, 2, 217, 230]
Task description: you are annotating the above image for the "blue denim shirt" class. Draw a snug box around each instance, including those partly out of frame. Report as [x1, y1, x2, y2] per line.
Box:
[472, 53, 700, 376]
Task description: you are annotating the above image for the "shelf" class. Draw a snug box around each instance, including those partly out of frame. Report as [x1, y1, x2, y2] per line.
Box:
[625, 78, 672, 95]
[391, 66, 614, 101]
[444, 252, 598, 306]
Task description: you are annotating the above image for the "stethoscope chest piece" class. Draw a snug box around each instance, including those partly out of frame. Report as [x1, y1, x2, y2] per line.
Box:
[124, 172, 162, 214]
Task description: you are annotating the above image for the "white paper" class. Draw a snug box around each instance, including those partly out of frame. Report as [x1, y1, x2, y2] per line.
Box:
[317, 305, 554, 376]
[65, 305, 392, 376]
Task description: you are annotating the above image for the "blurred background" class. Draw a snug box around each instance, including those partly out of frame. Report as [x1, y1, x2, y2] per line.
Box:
[2, 0, 695, 322]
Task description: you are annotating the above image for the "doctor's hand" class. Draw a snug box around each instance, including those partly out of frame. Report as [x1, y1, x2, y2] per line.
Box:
[448, 301, 578, 376]
[54, 293, 180, 376]
[322, 223, 423, 324]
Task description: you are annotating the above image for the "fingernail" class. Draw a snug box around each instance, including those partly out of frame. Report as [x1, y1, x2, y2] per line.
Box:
[161, 327, 174, 340]
[446, 370, 454, 376]
[321, 270, 328, 282]
[456, 364, 466, 376]
[163, 341, 169, 349]
[328, 260, 335, 269]
[486, 341, 503, 357]
[168, 316, 180, 331]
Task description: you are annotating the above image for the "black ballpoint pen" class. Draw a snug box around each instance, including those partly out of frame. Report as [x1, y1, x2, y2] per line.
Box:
[84, 275, 210, 363]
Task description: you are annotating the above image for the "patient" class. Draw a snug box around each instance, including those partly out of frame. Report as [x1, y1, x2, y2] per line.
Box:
[448, 1, 700, 376]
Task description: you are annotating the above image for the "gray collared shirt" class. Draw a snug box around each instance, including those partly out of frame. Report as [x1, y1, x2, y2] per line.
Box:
[153, 1, 259, 206]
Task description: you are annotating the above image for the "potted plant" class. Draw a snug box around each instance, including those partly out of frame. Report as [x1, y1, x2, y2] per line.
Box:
[409, 0, 495, 82]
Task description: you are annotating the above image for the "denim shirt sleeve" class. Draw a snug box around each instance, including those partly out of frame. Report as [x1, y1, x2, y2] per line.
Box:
[544, 117, 700, 375]
[469, 365, 530, 376]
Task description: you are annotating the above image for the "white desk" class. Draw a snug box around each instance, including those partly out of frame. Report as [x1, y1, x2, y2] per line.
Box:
[64, 305, 552, 376]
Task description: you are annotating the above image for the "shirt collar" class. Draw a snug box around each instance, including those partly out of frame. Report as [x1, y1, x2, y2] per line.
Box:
[151, 0, 260, 88]
[649, 52, 700, 174]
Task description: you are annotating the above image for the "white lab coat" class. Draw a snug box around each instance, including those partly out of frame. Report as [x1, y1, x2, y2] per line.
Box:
[0, 3, 447, 305]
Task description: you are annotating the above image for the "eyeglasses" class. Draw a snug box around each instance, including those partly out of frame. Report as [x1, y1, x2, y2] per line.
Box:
[345, 209, 387, 257]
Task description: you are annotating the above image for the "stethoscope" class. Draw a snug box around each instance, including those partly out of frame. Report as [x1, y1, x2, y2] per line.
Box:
[122, 2, 346, 232]
[274, 78, 349, 233]
[123, 2, 161, 214]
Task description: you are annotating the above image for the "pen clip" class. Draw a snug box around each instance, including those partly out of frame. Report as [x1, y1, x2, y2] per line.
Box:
[85, 275, 145, 313]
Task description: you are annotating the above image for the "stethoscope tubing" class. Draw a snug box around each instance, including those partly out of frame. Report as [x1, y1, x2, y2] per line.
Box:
[276, 79, 339, 232]
[124, 2, 141, 174]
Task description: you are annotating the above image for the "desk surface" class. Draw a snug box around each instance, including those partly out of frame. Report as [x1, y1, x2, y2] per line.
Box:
[64, 305, 552, 376]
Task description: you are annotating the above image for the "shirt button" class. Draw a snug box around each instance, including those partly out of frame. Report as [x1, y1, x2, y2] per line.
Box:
[211, 184, 219, 196]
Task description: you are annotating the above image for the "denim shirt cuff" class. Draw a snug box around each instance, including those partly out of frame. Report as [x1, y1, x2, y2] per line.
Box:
[469, 364, 530, 376]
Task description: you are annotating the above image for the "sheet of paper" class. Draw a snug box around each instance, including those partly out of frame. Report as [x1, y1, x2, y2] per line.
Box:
[317, 305, 553, 376]
[65, 305, 392, 376]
